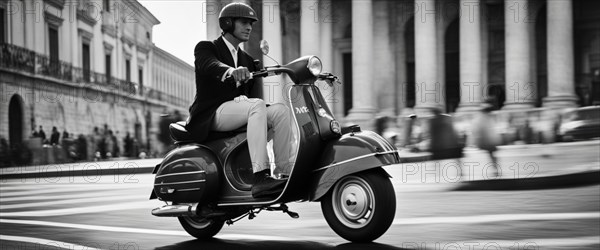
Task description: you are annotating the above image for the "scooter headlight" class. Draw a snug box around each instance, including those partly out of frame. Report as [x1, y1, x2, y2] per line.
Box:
[307, 56, 322, 76]
[330, 120, 341, 134]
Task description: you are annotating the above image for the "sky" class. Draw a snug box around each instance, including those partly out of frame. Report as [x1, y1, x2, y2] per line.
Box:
[139, 0, 208, 66]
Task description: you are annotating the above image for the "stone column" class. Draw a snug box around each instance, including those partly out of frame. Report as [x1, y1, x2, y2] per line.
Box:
[262, 0, 285, 104]
[374, 0, 396, 117]
[319, 0, 336, 112]
[414, 0, 440, 113]
[457, 0, 484, 112]
[300, 1, 321, 55]
[543, 0, 577, 108]
[346, 0, 376, 129]
[205, 0, 221, 40]
[503, 0, 535, 109]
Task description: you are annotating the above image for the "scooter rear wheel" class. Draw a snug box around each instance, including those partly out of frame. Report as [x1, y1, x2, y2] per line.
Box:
[178, 216, 224, 240]
[321, 169, 396, 242]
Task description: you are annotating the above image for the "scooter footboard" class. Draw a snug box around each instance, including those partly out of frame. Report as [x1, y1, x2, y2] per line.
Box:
[308, 131, 400, 201]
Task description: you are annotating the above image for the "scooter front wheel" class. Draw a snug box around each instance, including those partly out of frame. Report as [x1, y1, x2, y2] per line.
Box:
[321, 169, 396, 242]
[178, 216, 224, 240]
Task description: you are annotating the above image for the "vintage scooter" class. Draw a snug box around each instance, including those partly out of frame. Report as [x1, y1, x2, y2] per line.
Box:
[149, 41, 402, 242]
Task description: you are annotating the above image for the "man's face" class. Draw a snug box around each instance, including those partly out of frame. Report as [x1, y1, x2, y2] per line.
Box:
[232, 18, 254, 42]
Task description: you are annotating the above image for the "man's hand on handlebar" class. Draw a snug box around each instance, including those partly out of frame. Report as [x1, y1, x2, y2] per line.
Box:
[231, 67, 252, 83]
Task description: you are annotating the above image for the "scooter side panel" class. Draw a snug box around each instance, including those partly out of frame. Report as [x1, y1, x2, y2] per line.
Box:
[152, 144, 222, 203]
[308, 131, 400, 201]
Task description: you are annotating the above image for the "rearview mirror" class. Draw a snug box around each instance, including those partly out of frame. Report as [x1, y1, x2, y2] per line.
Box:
[260, 40, 269, 55]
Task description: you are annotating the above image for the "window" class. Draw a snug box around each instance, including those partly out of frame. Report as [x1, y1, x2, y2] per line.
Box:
[82, 43, 90, 82]
[48, 25, 60, 76]
[1, 8, 5, 43]
[49, 26, 59, 61]
[138, 67, 143, 94]
[138, 67, 143, 85]
[105, 54, 111, 82]
[125, 59, 131, 82]
[103, 0, 110, 12]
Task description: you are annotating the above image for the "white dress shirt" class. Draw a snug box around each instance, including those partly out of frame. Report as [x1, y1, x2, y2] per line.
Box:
[221, 37, 238, 83]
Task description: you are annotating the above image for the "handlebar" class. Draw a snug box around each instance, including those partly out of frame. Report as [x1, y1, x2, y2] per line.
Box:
[223, 70, 270, 84]
[317, 73, 341, 85]
[224, 68, 340, 85]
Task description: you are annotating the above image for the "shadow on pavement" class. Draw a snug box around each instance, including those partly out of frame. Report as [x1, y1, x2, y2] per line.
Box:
[454, 170, 600, 191]
[154, 239, 413, 250]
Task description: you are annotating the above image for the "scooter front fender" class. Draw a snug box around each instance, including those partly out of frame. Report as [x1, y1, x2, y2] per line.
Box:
[309, 131, 400, 201]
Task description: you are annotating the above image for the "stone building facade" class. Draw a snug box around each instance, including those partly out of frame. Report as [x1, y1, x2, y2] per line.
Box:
[0, 0, 194, 163]
[205, 0, 599, 130]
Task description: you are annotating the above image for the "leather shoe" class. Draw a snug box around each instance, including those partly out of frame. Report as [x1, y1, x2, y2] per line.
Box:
[252, 173, 286, 198]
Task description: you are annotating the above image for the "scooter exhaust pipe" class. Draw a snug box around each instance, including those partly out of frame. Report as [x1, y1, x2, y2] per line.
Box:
[151, 203, 198, 217]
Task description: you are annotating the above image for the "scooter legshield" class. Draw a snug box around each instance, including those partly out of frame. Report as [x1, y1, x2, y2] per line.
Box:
[152, 144, 222, 203]
[309, 131, 400, 201]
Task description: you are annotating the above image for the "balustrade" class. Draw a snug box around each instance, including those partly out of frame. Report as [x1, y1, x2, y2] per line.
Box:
[1, 43, 188, 107]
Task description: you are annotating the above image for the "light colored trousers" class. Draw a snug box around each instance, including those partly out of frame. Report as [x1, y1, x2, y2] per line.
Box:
[212, 96, 293, 174]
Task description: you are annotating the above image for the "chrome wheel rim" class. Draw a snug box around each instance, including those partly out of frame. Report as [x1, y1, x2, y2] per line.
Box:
[331, 175, 375, 229]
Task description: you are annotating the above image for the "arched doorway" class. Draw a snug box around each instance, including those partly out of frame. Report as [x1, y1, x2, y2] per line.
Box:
[574, 0, 600, 106]
[8, 95, 24, 147]
[445, 19, 460, 113]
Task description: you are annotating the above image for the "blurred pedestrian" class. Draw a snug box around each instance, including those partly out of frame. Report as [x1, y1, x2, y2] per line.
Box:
[472, 104, 502, 177]
[402, 114, 418, 150]
[520, 118, 534, 144]
[38, 126, 47, 144]
[62, 130, 69, 140]
[429, 108, 464, 179]
[124, 132, 133, 157]
[50, 126, 60, 145]
[105, 130, 114, 158]
[92, 127, 103, 159]
[376, 116, 398, 146]
[113, 131, 121, 158]
[0, 137, 10, 167]
[429, 108, 463, 160]
[77, 134, 88, 161]
[31, 128, 39, 138]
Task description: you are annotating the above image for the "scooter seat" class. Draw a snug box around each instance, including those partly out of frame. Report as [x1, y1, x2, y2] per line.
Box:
[169, 121, 247, 144]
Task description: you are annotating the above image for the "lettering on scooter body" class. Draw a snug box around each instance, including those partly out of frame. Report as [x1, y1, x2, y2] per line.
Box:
[295, 106, 309, 114]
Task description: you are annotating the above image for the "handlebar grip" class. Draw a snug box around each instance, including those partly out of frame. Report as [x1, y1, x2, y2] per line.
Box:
[224, 75, 235, 84]
[223, 73, 255, 84]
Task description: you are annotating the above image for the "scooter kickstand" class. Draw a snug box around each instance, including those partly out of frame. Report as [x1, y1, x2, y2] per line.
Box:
[280, 204, 299, 219]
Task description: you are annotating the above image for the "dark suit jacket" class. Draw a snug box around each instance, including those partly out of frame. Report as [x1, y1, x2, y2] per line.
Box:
[187, 36, 259, 142]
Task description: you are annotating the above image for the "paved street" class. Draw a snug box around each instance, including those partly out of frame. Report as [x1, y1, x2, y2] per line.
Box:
[1, 141, 599, 250]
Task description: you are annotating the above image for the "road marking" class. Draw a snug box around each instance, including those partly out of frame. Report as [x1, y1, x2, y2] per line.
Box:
[0, 201, 156, 217]
[428, 236, 600, 249]
[392, 212, 600, 225]
[0, 191, 129, 202]
[217, 233, 333, 242]
[273, 212, 600, 229]
[0, 183, 147, 190]
[0, 219, 599, 248]
[0, 219, 189, 236]
[0, 195, 142, 210]
[2, 212, 599, 236]
[0, 185, 146, 197]
[0, 234, 102, 250]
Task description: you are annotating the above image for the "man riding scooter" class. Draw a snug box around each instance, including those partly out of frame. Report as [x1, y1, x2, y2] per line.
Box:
[185, 2, 293, 198]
